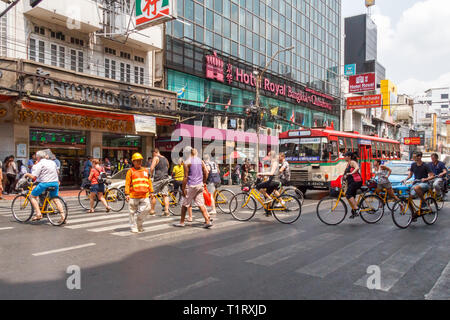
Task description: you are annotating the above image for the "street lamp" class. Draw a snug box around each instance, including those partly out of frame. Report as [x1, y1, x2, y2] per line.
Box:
[254, 46, 294, 171]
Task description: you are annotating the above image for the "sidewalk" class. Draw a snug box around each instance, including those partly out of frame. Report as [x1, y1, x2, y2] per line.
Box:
[0, 189, 80, 201]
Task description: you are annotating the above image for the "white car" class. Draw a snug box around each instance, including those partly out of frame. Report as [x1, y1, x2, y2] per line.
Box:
[107, 169, 129, 193]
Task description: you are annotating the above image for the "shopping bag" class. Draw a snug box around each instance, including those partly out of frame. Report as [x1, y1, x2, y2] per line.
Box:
[203, 187, 212, 206]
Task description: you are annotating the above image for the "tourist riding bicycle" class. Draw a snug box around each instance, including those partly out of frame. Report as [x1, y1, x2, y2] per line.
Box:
[279, 153, 291, 186]
[401, 152, 435, 217]
[256, 151, 281, 205]
[373, 159, 401, 203]
[23, 150, 65, 222]
[343, 151, 363, 219]
[428, 153, 447, 198]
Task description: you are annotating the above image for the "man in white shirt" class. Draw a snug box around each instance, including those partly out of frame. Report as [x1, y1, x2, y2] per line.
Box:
[24, 150, 65, 222]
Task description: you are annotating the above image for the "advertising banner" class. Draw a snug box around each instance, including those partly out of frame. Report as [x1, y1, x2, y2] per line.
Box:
[349, 73, 376, 93]
[403, 137, 421, 145]
[346, 94, 382, 109]
[134, 115, 156, 133]
[135, 0, 177, 30]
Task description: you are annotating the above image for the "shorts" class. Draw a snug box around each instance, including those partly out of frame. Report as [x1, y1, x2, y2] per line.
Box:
[377, 182, 392, 190]
[206, 182, 220, 194]
[410, 183, 430, 197]
[345, 181, 363, 199]
[153, 178, 171, 196]
[256, 179, 281, 195]
[31, 181, 59, 198]
[90, 183, 105, 194]
[182, 184, 205, 208]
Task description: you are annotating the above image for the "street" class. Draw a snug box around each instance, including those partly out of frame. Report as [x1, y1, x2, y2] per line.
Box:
[0, 189, 448, 300]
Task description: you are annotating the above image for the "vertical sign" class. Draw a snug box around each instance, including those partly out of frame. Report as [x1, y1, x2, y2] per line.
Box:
[344, 64, 356, 76]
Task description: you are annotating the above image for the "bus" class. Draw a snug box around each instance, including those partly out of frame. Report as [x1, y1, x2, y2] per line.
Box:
[279, 127, 401, 195]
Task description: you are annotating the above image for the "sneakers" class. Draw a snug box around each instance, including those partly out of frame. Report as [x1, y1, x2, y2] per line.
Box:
[203, 222, 213, 229]
[163, 212, 170, 217]
[130, 228, 139, 234]
[209, 210, 217, 215]
[173, 223, 185, 227]
[138, 227, 144, 233]
[349, 209, 360, 219]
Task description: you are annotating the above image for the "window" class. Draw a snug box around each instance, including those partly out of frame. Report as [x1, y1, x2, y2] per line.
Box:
[51, 44, 57, 66]
[105, 47, 116, 55]
[105, 58, 110, 78]
[77, 51, 83, 72]
[0, 13, 6, 56]
[59, 46, 65, 68]
[134, 66, 144, 85]
[120, 51, 131, 60]
[338, 138, 345, 156]
[351, 139, 358, 152]
[120, 63, 125, 82]
[111, 60, 116, 79]
[134, 56, 145, 63]
[372, 141, 377, 159]
[29, 38, 36, 61]
[126, 63, 131, 83]
[331, 140, 338, 161]
[345, 138, 352, 152]
[441, 94, 449, 100]
[70, 49, 77, 71]
[441, 105, 448, 108]
[38, 40, 45, 63]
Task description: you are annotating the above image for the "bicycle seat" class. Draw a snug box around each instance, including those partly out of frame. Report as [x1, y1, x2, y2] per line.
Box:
[47, 187, 56, 191]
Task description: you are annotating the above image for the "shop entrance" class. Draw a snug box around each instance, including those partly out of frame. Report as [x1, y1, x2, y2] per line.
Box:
[30, 128, 86, 187]
[102, 133, 142, 172]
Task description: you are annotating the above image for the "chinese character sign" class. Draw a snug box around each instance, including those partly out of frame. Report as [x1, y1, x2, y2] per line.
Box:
[135, 0, 176, 30]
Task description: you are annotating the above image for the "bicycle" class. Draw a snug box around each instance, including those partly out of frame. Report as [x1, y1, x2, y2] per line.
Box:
[365, 179, 401, 212]
[316, 179, 384, 225]
[78, 180, 126, 212]
[425, 177, 447, 211]
[153, 180, 180, 216]
[12, 179, 68, 226]
[228, 181, 302, 224]
[391, 180, 438, 229]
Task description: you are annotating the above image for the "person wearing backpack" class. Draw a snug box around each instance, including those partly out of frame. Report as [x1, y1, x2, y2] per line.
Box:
[87, 159, 111, 213]
[204, 154, 221, 215]
[124, 153, 153, 233]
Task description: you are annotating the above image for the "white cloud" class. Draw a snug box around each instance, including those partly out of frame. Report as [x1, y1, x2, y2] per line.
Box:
[370, 0, 450, 96]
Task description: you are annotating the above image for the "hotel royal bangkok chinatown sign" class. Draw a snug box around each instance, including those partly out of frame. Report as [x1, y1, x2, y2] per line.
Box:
[205, 51, 334, 111]
[135, 0, 177, 30]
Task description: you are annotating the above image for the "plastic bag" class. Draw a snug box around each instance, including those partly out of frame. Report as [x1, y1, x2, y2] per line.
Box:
[203, 186, 212, 207]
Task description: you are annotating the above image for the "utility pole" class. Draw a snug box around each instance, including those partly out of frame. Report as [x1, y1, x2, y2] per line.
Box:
[254, 46, 294, 171]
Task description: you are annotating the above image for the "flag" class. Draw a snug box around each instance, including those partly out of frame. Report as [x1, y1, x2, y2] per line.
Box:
[202, 95, 209, 107]
[176, 84, 187, 99]
[270, 107, 279, 116]
[290, 110, 295, 123]
[225, 99, 231, 110]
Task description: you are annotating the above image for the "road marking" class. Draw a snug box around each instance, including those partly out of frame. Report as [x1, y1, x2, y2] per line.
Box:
[87, 217, 177, 232]
[140, 220, 245, 242]
[0, 227, 14, 230]
[111, 223, 174, 236]
[32, 243, 96, 256]
[425, 260, 450, 300]
[354, 244, 432, 292]
[64, 217, 131, 229]
[65, 213, 126, 224]
[247, 233, 341, 266]
[206, 228, 301, 257]
[153, 277, 219, 300]
[296, 239, 383, 278]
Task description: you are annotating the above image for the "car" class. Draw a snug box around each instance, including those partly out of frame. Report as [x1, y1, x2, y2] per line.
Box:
[107, 169, 129, 194]
[382, 160, 413, 187]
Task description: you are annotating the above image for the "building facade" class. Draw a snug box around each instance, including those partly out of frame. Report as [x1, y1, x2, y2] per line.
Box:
[0, 0, 178, 186]
[164, 0, 342, 135]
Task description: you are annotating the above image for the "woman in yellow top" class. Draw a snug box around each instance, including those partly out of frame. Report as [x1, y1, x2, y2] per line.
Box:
[172, 158, 184, 199]
[124, 153, 153, 233]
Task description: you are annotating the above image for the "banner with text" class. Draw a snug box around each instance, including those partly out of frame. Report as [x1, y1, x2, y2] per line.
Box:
[346, 94, 382, 110]
[349, 73, 376, 93]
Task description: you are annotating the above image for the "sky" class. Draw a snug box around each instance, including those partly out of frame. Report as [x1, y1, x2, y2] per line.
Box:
[342, 0, 450, 96]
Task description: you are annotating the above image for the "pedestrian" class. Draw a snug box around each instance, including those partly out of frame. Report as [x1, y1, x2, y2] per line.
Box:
[123, 158, 131, 169]
[204, 154, 221, 215]
[146, 157, 153, 168]
[87, 159, 111, 213]
[28, 154, 36, 173]
[5, 156, 18, 194]
[242, 159, 251, 184]
[150, 148, 171, 216]
[17, 160, 28, 180]
[173, 148, 212, 228]
[124, 153, 153, 233]
[104, 157, 112, 176]
[172, 158, 184, 200]
[83, 156, 92, 179]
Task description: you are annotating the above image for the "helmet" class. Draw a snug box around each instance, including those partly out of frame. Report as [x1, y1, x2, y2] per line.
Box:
[131, 153, 144, 161]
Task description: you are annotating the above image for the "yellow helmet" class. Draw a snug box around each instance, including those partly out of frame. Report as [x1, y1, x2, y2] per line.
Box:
[131, 153, 144, 161]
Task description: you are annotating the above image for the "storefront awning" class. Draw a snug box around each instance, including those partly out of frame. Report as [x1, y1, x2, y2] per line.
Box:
[0, 94, 17, 103]
[175, 124, 279, 145]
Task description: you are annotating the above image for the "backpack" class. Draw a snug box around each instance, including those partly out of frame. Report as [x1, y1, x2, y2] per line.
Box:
[94, 168, 107, 184]
[207, 162, 221, 184]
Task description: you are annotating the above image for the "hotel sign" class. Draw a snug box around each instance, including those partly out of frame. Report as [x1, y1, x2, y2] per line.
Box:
[349, 73, 376, 93]
[205, 52, 334, 111]
[135, 0, 177, 30]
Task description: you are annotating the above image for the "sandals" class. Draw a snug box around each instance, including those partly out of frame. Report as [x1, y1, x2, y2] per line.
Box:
[31, 215, 43, 221]
[106, 207, 112, 213]
[86, 209, 95, 213]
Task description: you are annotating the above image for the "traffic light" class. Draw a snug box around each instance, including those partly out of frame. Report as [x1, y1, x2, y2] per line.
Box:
[30, 0, 43, 8]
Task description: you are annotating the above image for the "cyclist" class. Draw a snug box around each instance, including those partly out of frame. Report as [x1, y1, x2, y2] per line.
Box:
[24, 150, 65, 222]
[256, 151, 281, 205]
[401, 152, 434, 215]
[373, 159, 400, 203]
[428, 153, 447, 197]
[343, 151, 363, 219]
[279, 153, 291, 186]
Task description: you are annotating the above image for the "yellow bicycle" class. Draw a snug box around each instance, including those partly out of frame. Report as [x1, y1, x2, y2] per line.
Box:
[12, 180, 68, 226]
[229, 182, 302, 224]
[316, 179, 384, 225]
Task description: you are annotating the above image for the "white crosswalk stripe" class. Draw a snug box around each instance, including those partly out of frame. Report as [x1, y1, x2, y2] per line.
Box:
[354, 244, 432, 292]
[296, 239, 384, 278]
[425, 260, 450, 300]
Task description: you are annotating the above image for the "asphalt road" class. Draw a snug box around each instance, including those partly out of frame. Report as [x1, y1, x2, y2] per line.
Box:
[0, 188, 449, 300]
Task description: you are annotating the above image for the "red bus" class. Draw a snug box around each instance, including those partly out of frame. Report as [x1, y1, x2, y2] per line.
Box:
[279, 127, 401, 195]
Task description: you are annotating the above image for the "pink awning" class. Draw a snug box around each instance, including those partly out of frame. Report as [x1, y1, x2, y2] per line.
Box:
[174, 124, 278, 145]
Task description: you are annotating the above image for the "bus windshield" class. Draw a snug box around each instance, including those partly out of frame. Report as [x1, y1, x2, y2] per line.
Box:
[279, 137, 329, 161]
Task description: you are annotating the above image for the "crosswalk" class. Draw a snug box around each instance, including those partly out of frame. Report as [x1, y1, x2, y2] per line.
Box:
[0, 198, 449, 299]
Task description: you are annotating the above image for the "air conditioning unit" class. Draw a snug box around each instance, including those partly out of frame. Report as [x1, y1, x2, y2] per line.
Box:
[237, 119, 245, 131]
[214, 116, 228, 130]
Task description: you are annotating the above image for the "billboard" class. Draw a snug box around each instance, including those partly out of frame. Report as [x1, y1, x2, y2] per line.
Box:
[404, 137, 421, 145]
[135, 0, 177, 30]
[347, 94, 382, 110]
[365, 0, 375, 7]
[349, 73, 376, 93]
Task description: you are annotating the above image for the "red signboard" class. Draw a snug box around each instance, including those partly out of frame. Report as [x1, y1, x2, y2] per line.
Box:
[349, 73, 376, 93]
[347, 94, 382, 109]
[404, 137, 421, 145]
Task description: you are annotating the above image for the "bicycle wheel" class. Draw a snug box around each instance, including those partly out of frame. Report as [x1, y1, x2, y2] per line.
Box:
[11, 194, 33, 222]
[316, 196, 347, 225]
[282, 187, 305, 205]
[386, 197, 397, 212]
[422, 197, 438, 225]
[104, 188, 126, 212]
[434, 193, 445, 211]
[215, 188, 235, 214]
[229, 192, 257, 221]
[391, 199, 411, 229]
[271, 194, 302, 224]
[168, 191, 180, 216]
[78, 188, 98, 210]
[359, 194, 385, 224]
[46, 197, 68, 226]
